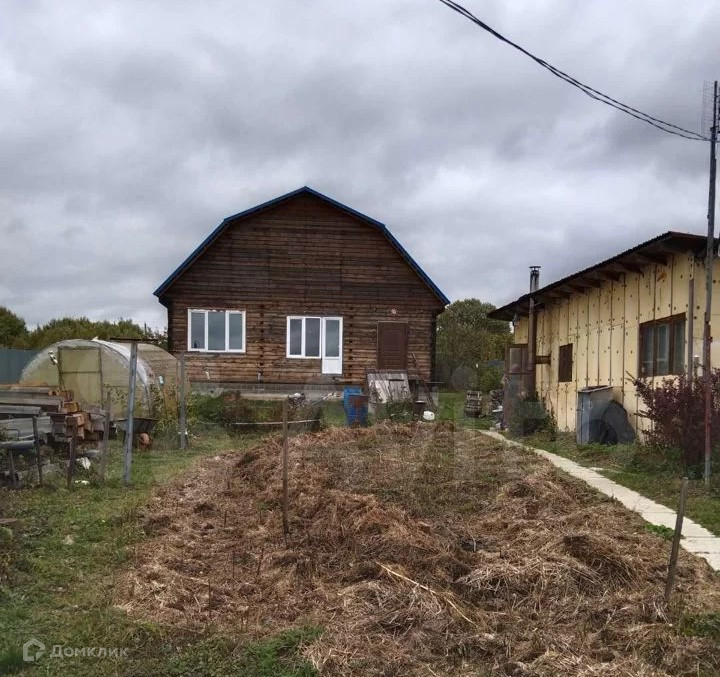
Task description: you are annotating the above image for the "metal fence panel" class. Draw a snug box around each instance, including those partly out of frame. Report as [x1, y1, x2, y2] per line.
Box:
[0, 348, 38, 384]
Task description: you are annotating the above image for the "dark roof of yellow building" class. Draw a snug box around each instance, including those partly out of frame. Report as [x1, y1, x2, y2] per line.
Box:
[489, 231, 713, 321]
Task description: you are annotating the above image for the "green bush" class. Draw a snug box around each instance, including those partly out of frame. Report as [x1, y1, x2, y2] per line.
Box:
[190, 393, 283, 430]
[375, 400, 414, 423]
[634, 371, 720, 471]
[477, 365, 503, 392]
[508, 393, 556, 438]
[148, 390, 328, 442]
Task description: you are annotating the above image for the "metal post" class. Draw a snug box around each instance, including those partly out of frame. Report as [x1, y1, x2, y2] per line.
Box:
[67, 419, 77, 491]
[527, 298, 536, 396]
[282, 398, 289, 539]
[99, 393, 111, 481]
[704, 80, 718, 487]
[665, 477, 689, 603]
[527, 266, 540, 397]
[123, 341, 138, 486]
[687, 265, 695, 382]
[179, 352, 187, 450]
[32, 416, 43, 487]
[7, 448, 17, 488]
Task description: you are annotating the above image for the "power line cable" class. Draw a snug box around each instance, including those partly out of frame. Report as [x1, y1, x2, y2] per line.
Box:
[436, 0, 709, 142]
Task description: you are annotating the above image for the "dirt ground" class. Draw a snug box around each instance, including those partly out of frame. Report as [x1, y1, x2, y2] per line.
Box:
[117, 424, 720, 676]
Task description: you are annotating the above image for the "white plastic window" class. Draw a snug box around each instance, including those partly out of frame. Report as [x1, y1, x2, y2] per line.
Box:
[286, 317, 321, 358]
[188, 310, 245, 353]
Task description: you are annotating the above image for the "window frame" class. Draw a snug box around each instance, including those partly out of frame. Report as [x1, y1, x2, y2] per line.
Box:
[187, 309, 246, 353]
[638, 313, 685, 377]
[558, 343, 573, 383]
[286, 316, 322, 359]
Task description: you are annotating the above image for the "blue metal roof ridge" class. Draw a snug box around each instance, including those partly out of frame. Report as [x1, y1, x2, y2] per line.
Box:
[153, 186, 450, 305]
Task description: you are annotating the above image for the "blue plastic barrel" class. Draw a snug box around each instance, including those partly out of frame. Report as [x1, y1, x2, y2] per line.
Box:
[343, 386, 363, 412]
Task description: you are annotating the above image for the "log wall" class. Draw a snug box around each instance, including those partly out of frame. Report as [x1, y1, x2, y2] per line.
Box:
[158, 193, 446, 385]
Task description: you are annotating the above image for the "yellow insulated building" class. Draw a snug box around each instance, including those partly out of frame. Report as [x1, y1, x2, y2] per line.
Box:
[489, 232, 716, 437]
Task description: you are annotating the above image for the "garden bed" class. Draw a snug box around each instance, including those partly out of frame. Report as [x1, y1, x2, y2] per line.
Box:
[118, 424, 720, 676]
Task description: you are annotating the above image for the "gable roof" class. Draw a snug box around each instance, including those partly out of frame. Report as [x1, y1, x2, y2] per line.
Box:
[153, 186, 450, 305]
[488, 231, 713, 321]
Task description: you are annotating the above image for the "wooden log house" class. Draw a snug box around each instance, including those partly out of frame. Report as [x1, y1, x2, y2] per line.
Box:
[154, 187, 449, 393]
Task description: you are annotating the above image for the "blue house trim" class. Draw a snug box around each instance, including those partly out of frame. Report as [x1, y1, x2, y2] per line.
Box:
[153, 186, 450, 305]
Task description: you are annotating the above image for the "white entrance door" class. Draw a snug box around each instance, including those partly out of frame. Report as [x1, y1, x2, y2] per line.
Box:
[321, 317, 343, 374]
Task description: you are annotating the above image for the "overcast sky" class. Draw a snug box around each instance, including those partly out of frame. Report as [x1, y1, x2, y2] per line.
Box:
[2, 0, 717, 329]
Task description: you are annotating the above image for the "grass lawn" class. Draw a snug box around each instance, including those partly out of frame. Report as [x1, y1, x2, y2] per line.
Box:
[519, 430, 720, 536]
[318, 400, 345, 427]
[0, 433, 321, 676]
[318, 391, 492, 428]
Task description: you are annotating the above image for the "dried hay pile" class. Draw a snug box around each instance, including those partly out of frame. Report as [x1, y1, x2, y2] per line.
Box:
[118, 424, 720, 675]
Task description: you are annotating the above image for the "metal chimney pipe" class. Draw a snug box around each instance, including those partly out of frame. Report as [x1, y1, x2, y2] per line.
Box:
[529, 266, 541, 292]
[527, 266, 541, 396]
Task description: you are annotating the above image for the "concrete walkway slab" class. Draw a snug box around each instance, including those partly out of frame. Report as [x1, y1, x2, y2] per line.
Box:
[679, 523, 718, 539]
[683, 537, 720, 554]
[481, 430, 720, 572]
[700, 553, 720, 569]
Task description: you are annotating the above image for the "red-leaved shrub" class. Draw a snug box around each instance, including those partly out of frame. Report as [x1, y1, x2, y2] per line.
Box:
[634, 371, 720, 469]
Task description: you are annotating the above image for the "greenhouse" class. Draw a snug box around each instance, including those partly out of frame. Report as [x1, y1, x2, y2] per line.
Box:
[20, 339, 179, 419]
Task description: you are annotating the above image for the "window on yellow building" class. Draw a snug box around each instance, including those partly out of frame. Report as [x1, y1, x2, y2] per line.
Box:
[639, 314, 685, 377]
[558, 343, 573, 382]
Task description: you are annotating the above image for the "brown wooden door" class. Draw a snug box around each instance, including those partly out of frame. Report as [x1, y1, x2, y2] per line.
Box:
[377, 322, 409, 370]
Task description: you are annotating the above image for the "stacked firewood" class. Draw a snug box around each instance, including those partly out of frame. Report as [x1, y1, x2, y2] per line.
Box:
[0, 385, 105, 443]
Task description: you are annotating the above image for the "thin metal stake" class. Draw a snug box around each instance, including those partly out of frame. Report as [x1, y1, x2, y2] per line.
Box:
[99, 393, 111, 481]
[67, 420, 77, 491]
[687, 270, 694, 382]
[665, 477, 690, 604]
[282, 398, 290, 540]
[8, 448, 17, 488]
[123, 341, 139, 486]
[179, 352, 187, 450]
[32, 416, 43, 487]
[703, 80, 718, 488]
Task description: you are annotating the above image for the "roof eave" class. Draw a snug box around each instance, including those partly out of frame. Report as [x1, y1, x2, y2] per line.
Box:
[488, 231, 713, 321]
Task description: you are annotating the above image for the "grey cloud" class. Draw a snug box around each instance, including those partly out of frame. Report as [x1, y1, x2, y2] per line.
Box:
[2, 217, 26, 236]
[0, 0, 718, 329]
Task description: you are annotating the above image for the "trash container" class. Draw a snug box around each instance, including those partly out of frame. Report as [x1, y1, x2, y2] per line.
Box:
[576, 386, 613, 444]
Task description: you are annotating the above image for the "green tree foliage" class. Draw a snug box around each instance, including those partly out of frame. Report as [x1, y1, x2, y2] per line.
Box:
[0, 308, 167, 350]
[21, 317, 144, 349]
[0, 307, 27, 347]
[436, 299, 510, 390]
